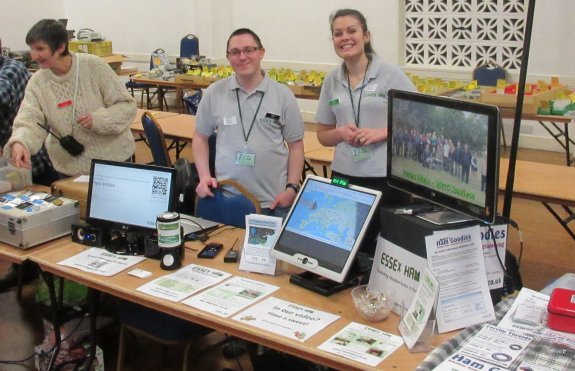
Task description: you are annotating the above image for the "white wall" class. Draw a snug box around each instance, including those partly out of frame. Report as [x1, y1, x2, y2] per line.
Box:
[0, 0, 65, 50]
[1, 0, 574, 151]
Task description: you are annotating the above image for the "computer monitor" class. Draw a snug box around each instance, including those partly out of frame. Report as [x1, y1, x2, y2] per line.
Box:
[86, 160, 177, 233]
[270, 175, 382, 292]
[387, 89, 500, 224]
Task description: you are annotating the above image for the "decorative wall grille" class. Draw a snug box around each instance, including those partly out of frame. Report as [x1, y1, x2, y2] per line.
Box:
[404, 0, 526, 71]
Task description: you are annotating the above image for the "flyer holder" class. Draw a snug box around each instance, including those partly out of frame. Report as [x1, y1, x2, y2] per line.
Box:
[397, 267, 440, 352]
[403, 316, 436, 353]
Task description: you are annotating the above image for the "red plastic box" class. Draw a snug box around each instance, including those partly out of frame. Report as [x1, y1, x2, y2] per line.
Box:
[547, 288, 575, 334]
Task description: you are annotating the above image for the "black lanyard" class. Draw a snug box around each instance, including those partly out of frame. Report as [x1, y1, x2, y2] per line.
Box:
[236, 89, 265, 149]
[345, 60, 370, 128]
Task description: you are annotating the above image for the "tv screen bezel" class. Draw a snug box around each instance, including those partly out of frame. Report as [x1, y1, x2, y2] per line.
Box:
[270, 175, 382, 283]
[86, 159, 177, 232]
[387, 89, 500, 224]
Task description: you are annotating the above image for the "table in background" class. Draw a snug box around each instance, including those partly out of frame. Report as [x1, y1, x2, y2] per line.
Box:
[305, 146, 334, 178]
[130, 110, 195, 160]
[500, 108, 574, 166]
[131, 75, 322, 112]
[499, 158, 575, 239]
[30, 229, 454, 371]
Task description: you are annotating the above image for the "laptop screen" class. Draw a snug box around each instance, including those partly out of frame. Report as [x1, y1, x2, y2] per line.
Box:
[86, 160, 177, 231]
[270, 175, 381, 283]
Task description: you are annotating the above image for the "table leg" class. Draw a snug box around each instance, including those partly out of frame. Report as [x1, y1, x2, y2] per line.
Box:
[565, 124, 570, 166]
[542, 202, 575, 240]
[84, 288, 100, 370]
[40, 271, 62, 371]
[537, 120, 575, 166]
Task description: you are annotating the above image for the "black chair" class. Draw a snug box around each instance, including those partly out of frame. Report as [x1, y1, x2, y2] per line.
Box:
[141, 111, 172, 167]
[180, 34, 199, 59]
[472, 63, 507, 87]
[473, 63, 508, 147]
[182, 90, 202, 115]
[195, 179, 261, 229]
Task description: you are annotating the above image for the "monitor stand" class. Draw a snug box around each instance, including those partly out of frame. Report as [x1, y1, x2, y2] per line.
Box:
[289, 252, 373, 296]
[416, 208, 473, 225]
[105, 228, 148, 256]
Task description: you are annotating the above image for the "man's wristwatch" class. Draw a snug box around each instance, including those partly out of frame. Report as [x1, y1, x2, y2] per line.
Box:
[285, 183, 300, 194]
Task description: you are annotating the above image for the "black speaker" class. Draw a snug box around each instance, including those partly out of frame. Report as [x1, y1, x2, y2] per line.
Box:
[71, 223, 107, 247]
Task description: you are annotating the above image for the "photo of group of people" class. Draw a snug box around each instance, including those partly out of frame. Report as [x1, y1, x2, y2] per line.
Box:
[390, 99, 491, 206]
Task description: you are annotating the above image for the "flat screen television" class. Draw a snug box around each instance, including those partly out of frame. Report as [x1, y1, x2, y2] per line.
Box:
[387, 89, 500, 224]
[270, 175, 381, 294]
[86, 160, 177, 233]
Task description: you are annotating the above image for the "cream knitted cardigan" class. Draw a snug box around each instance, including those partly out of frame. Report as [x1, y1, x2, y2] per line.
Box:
[4, 53, 136, 176]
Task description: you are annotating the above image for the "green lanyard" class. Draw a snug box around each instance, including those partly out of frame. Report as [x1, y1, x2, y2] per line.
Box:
[236, 89, 265, 150]
[345, 60, 370, 128]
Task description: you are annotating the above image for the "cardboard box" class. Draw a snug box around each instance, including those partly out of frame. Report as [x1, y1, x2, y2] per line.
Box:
[481, 83, 569, 114]
[0, 190, 79, 248]
[368, 207, 508, 316]
[547, 288, 575, 334]
[101, 54, 125, 74]
[69, 40, 113, 57]
[51, 177, 89, 220]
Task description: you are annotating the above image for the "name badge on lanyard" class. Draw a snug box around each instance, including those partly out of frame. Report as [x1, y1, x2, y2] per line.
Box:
[235, 151, 255, 166]
[351, 146, 373, 162]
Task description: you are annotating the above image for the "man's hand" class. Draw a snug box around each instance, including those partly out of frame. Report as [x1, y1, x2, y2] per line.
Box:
[195, 177, 218, 198]
[10, 142, 31, 169]
[270, 189, 297, 210]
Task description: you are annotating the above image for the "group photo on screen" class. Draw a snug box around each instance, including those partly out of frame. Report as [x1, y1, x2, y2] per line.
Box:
[390, 99, 489, 207]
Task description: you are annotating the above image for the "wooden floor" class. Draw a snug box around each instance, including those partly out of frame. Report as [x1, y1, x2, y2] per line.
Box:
[498, 147, 575, 291]
[0, 131, 573, 370]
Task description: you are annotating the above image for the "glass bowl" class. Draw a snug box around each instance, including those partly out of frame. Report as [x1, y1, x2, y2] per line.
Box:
[351, 285, 393, 322]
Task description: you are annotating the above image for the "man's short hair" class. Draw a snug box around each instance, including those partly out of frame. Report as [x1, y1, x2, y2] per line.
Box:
[226, 28, 263, 52]
[25, 19, 69, 55]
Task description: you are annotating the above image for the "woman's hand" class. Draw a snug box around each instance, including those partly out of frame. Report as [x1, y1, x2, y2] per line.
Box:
[353, 127, 388, 146]
[10, 142, 31, 169]
[77, 113, 93, 129]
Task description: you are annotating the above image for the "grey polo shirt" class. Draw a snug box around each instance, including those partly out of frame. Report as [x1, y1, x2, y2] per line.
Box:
[315, 56, 416, 177]
[195, 73, 304, 208]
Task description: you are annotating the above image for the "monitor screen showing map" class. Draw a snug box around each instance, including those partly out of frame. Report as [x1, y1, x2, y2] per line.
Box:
[270, 175, 381, 283]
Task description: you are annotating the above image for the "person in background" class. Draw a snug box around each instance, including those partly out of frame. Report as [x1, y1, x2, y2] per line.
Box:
[193, 28, 304, 219]
[3, 19, 136, 178]
[0, 37, 52, 291]
[315, 8, 417, 255]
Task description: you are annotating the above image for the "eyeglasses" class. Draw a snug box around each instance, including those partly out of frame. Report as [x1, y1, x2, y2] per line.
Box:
[226, 46, 260, 57]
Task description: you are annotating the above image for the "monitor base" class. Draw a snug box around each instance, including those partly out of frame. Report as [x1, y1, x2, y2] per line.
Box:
[290, 271, 363, 296]
[416, 208, 473, 225]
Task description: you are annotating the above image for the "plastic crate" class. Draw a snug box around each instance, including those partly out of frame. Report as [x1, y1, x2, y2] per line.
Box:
[69, 40, 113, 57]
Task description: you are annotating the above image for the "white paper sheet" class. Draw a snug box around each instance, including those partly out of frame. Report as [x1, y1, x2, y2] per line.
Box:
[58, 247, 145, 276]
[182, 276, 279, 317]
[398, 267, 439, 348]
[136, 264, 231, 302]
[318, 322, 403, 367]
[425, 225, 495, 333]
[239, 214, 282, 275]
[233, 297, 340, 342]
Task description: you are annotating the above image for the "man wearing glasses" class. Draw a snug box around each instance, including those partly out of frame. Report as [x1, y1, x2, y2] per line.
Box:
[193, 28, 304, 218]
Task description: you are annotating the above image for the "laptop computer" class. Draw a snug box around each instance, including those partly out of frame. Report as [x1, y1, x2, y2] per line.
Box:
[180, 213, 220, 236]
